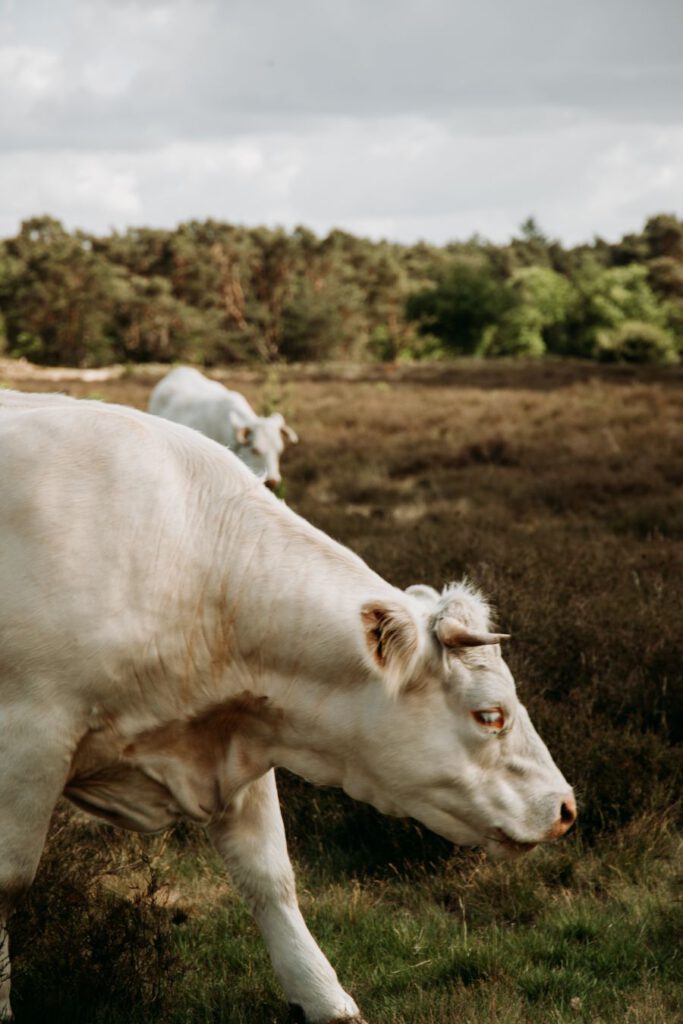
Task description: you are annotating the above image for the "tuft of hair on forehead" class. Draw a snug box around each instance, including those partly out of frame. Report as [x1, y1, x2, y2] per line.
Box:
[435, 579, 492, 632]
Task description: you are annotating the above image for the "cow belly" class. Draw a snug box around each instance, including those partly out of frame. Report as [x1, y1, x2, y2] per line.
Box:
[65, 764, 183, 833]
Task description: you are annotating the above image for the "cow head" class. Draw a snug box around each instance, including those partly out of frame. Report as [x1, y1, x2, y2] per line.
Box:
[230, 411, 298, 489]
[356, 580, 575, 858]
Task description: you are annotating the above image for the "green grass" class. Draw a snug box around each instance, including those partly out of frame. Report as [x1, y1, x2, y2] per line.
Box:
[10, 812, 683, 1023]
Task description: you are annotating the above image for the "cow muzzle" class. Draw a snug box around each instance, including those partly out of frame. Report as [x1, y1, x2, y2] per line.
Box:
[545, 792, 577, 840]
[486, 790, 577, 859]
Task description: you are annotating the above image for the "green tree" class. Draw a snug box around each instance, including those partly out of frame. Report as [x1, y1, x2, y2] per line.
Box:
[594, 320, 678, 364]
[1, 217, 118, 365]
[405, 258, 513, 355]
[561, 263, 673, 359]
[0, 211, 681, 368]
[644, 214, 683, 261]
[483, 266, 576, 357]
[106, 272, 205, 364]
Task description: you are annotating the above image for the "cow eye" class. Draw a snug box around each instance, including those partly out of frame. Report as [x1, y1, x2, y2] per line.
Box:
[472, 708, 505, 730]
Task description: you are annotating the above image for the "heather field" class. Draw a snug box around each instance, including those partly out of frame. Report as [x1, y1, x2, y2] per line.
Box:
[2, 358, 682, 1024]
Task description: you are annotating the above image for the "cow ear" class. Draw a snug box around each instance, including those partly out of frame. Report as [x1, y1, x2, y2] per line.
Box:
[436, 616, 510, 649]
[281, 423, 299, 445]
[230, 412, 251, 446]
[361, 601, 420, 695]
[270, 412, 298, 444]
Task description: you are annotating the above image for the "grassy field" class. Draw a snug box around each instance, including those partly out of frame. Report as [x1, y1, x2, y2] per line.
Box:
[2, 358, 682, 1023]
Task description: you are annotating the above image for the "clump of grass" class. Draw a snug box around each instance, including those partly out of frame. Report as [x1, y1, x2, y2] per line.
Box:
[10, 807, 183, 1023]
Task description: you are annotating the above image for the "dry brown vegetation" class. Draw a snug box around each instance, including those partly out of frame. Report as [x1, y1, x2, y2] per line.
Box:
[2, 357, 682, 1022]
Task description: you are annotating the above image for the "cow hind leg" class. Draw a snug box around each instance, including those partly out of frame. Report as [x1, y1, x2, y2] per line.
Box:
[0, 924, 10, 1022]
[208, 770, 364, 1024]
[1, 808, 64, 1022]
[0, 719, 72, 1021]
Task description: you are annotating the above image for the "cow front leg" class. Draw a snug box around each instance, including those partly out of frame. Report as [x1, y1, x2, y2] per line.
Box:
[0, 721, 71, 1022]
[208, 769, 363, 1024]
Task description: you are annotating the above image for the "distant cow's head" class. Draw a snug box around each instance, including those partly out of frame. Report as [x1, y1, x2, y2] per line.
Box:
[230, 412, 298, 489]
[356, 581, 575, 858]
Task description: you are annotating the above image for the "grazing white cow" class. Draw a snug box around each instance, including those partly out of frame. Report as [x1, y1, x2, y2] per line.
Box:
[0, 390, 575, 1023]
[148, 366, 298, 489]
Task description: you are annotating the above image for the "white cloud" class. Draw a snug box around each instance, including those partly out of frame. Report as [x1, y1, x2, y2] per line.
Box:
[579, 127, 683, 240]
[0, 151, 142, 232]
[0, 44, 63, 96]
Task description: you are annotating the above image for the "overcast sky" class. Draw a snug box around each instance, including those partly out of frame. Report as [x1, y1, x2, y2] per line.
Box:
[1, 0, 682, 246]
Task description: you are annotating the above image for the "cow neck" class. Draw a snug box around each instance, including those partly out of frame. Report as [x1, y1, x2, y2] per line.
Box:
[206, 491, 397, 791]
[217, 491, 395, 683]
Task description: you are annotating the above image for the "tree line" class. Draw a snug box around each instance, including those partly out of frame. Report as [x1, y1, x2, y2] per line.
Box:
[0, 213, 682, 367]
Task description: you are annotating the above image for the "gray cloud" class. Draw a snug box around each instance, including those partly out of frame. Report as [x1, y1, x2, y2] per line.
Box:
[0, 0, 682, 242]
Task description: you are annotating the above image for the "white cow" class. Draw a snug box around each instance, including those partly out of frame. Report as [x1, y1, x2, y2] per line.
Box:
[0, 390, 575, 1023]
[148, 366, 298, 489]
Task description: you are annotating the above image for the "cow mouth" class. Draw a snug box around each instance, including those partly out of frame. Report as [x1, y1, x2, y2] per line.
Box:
[488, 828, 538, 857]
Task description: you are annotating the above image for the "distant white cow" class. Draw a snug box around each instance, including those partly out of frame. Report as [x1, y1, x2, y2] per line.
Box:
[148, 366, 298, 489]
[0, 390, 575, 1023]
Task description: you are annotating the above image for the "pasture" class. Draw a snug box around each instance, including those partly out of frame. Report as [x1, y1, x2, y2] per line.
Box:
[2, 358, 682, 1024]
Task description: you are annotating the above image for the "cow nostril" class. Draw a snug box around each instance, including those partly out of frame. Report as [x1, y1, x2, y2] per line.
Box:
[560, 798, 577, 827]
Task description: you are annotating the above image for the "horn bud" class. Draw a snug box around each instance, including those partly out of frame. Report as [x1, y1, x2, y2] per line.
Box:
[436, 617, 510, 648]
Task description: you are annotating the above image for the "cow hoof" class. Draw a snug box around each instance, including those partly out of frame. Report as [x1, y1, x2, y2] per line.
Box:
[288, 1004, 368, 1024]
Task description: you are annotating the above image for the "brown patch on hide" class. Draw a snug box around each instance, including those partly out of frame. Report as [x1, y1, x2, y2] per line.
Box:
[68, 719, 124, 782]
[65, 693, 281, 828]
[209, 588, 233, 671]
[124, 691, 280, 770]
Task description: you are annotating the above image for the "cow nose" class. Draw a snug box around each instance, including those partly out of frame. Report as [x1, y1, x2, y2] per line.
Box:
[265, 477, 280, 491]
[550, 793, 577, 839]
